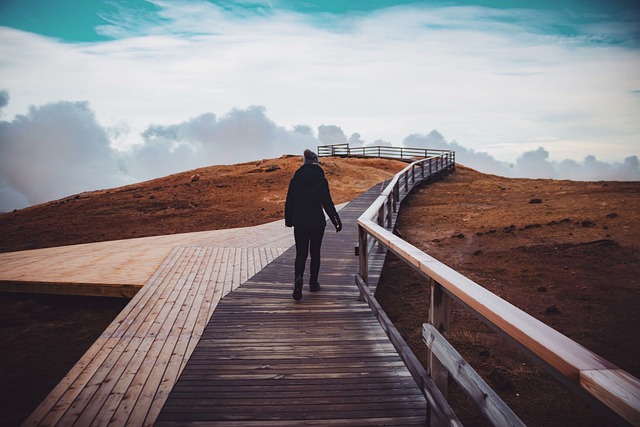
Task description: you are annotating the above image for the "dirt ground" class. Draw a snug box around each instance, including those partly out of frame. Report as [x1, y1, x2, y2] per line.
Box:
[0, 156, 404, 253]
[376, 165, 640, 426]
[0, 156, 407, 426]
[1, 158, 638, 426]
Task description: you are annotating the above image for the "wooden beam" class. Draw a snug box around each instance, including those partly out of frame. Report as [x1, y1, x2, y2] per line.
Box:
[0, 280, 139, 298]
[580, 369, 640, 427]
[358, 204, 640, 426]
[423, 324, 526, 427]
[428, 280, 450, 400]
[355, 274, 462, 427]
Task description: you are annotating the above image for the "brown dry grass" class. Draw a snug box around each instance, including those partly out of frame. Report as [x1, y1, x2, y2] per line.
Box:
[376, 165, 640, 427]
[1, 159, 638, 427]
[0, 156, 405, 252]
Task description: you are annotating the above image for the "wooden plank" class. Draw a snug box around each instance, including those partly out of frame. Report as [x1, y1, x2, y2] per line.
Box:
[580, 369, 640, 427]
[56, 247, 203, 426]
[23, 233, 291, 426]
[356, 155, 640, 425]
[155, 418, 427, 426]
[0, 280, 140, 298]
[0, 218, 294, 293]
[355, 273, 461, 427]
[22, 246, 187, 427]
[157, 185, 430, 425]
[25, 178, 439, 426]
[203, 247, 225, 321]
[423, 324, 526, 427]
[141, 247, 218, 426]
[428, 279, 450, 400]
[247, 247, 257, 280]
[116, 248, 209, 426]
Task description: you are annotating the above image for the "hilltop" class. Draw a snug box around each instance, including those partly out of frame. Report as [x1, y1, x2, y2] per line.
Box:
[1, 158, 639, 426]
[0, 156, 406, 252]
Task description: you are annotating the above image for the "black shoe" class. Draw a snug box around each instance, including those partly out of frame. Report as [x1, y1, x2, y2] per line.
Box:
[293, 275, 303, 301]
[309, 282, 321, 292]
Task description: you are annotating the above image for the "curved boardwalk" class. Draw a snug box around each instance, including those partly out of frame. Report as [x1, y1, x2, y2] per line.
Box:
[156, 184, 427, 426]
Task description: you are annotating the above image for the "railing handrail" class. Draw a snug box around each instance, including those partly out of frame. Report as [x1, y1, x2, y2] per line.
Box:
[317, 143, 455, 162]
[350, 154, 640, 426]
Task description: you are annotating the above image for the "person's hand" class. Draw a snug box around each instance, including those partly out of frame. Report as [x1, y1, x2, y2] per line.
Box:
[333, 215, 342, 233]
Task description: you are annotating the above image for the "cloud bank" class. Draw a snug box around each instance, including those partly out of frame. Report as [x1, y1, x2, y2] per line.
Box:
[405, 130, 640, 181]
[1, 2, 639, 168]
[0, 96, 637, 212]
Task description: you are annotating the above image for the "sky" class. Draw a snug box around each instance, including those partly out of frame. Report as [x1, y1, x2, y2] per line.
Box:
[0, 0, 639, 211]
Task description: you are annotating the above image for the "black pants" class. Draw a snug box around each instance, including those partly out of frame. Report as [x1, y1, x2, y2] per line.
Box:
[294, 225, 325, 285]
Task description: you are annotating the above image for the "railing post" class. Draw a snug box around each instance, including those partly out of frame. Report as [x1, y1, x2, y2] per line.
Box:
[392, 185, 397, 213]
[358, 225, 369, 289]
[392, 186, 396, 213]
[386, 197, 393, 229]
[421, 161, 425, 179]
[404, 170, 409, 192]
[377, 205, 385, 227]
[428, 279, 450, 420]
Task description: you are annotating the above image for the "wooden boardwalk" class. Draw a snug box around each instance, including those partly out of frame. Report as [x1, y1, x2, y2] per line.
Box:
[19, 183, 427, 426]
[0, 219, 295, 297]
[156, 184, 428, 426]
[20, 225, 294, 426]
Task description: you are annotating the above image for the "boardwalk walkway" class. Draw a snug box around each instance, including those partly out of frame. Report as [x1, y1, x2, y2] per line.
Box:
[19, 182, 428, 426]
[20, 223, 295, 427]
[156, 183, 428, 426]
[0, 219, 295, 297]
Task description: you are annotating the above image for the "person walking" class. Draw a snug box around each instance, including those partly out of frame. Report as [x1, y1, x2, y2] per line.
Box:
[285, 149, 342, 301]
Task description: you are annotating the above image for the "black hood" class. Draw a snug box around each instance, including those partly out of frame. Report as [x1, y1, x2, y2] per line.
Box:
[294, 164, 325, 189]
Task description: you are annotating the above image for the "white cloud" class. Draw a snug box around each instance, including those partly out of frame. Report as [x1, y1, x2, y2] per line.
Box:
[0, 97, 637, 212]
[0, 101, 132, 210]
[406, 130, 640, 181]
[317, 125, 347, 146]
[0, 3, 638, 165]
[0, 90, 9, 111]
[122, 105, 315, 180]
[1, 2, 639, 210]
[0, 100, 317, 211]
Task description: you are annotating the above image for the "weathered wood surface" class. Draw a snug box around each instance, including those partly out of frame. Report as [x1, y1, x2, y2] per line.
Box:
[0, 219, 294, 294]
[157, 186, 428, 426]
[355, 274, 461, 427]
[22, 244, 287, 427]
[422, 324, 525, 427]
[357, 159, 640, 426]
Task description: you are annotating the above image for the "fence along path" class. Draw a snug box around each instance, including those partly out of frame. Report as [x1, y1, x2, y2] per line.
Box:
[156, 183, 440, 426]
[350, 148, 640, 426]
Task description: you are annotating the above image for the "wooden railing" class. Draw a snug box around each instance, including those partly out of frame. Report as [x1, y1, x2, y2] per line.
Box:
[321, 144, 640, 426]
[318, 142, 455, 163]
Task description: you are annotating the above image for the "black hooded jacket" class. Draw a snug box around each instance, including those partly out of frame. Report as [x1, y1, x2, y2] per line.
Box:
[285, 164, 339, 228]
